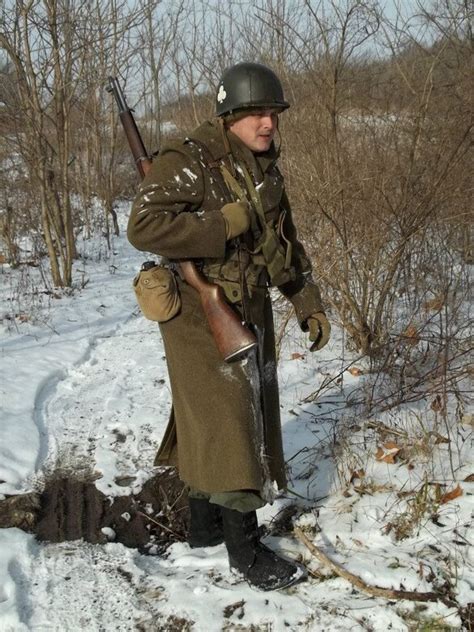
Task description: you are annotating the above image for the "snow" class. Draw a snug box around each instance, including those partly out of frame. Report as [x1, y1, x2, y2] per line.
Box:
[183, 167, 198, 182]
[0, 203, 472, 630]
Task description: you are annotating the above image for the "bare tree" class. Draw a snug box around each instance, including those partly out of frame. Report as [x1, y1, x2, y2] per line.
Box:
[74, 0, 142, 243]
[0, 0, 92, 285]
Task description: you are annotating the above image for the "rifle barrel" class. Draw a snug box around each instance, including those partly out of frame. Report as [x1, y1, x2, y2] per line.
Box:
[107, 76, 128, 113]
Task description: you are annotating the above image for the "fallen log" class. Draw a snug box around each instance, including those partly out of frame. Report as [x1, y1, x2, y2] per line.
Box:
[294, 527, 456, 608]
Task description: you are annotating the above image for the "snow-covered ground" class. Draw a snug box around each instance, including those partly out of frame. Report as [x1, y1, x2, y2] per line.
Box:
[0, 205, 472, 631]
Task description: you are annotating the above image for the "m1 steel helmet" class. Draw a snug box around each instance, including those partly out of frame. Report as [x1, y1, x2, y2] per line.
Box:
[216, 62, 290, 117]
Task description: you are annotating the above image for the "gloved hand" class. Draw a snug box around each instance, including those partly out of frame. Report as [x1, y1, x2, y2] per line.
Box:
[221, 201, 250, 240]
[307, 312, 331, 351]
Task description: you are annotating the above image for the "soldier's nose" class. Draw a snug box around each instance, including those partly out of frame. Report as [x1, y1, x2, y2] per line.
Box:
[261, 116, 275, 130]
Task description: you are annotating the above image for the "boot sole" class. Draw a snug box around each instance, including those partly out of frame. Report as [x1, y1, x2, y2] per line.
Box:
[230, 563, 307, 591]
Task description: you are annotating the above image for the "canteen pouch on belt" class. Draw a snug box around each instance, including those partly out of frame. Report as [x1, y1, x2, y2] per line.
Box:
[133, 262, 181, 322]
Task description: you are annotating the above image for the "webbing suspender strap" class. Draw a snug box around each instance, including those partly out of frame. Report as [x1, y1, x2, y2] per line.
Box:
[221, 163, 292, 271]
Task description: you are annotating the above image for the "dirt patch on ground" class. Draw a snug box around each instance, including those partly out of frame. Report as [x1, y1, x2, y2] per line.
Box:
[0, 468, 188, 553]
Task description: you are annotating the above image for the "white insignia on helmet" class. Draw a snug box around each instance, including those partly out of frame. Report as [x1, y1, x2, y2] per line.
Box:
[217, 84, 227, 103]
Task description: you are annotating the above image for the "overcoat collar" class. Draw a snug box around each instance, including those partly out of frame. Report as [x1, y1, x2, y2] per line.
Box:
[189, 119, 279, 181]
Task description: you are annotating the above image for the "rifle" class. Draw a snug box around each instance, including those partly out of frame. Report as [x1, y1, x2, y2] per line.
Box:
[107, 76, 257, 362]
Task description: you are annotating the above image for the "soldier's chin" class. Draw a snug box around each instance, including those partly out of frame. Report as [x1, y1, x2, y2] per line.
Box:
[255, 136, 272, 151]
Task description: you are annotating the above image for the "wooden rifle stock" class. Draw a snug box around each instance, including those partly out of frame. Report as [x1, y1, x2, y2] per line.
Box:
[178, 261, 257, 361]
[107, 76, 257, 362]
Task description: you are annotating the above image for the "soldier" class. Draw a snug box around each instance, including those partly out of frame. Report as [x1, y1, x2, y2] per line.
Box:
[127, 62, 330, 590]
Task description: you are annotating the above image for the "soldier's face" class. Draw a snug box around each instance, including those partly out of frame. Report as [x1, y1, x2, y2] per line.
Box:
[229, 110, 278, 152]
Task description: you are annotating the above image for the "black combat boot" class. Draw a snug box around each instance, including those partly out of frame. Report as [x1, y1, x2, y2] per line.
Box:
[221, 507, 305, 591]
[188, 497, 224, 548]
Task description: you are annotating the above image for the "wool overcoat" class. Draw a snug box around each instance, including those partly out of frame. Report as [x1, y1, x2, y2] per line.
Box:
[127, 120, 324, 498]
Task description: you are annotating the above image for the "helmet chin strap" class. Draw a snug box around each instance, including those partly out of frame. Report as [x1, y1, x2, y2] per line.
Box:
[218, 116, 237, 177]
[273, 117, 282, 158]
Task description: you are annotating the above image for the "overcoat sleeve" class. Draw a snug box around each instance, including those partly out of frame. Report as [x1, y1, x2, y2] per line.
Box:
[127, 143, 227, 260]
[277, 189, 325, 329]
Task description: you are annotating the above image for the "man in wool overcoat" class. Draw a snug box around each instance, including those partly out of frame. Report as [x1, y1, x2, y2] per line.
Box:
[127, 62, 330, 590]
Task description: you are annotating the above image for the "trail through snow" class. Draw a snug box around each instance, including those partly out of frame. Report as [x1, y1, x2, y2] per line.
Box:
[36, 315, 170, 497]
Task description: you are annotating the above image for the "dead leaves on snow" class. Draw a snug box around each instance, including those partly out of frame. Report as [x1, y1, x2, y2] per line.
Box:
[223, 600, 245, 620]
[347, 366, 364, 376]
[397, 483, 464, 505]
[290, 352, 305, 360]
[349, 469, 366, 484]
[439, 484, 463, 504]
[373, 431, 451, 467]
[372, 442, 463, 503]
[375, 441, 402, 464]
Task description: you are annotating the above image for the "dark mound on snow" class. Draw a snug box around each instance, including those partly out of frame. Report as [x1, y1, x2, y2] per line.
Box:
[0, 468, 188, 554]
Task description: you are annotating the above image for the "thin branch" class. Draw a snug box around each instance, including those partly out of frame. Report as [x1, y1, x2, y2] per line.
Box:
[295, 527, 457, 607]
